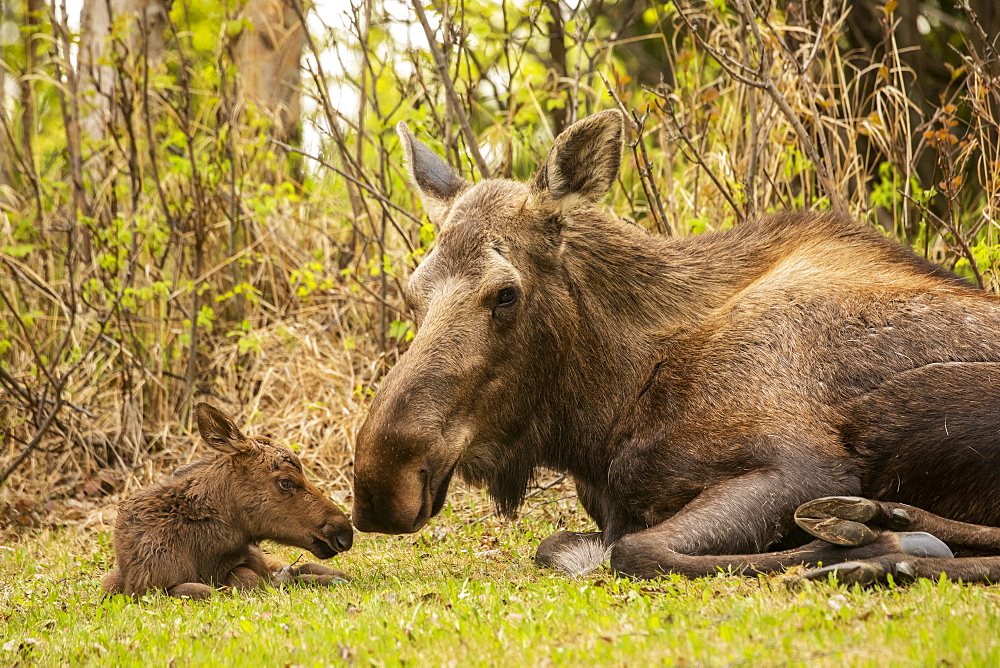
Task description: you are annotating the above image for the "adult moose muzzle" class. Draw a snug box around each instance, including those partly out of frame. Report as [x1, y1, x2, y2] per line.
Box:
[353, 110, 1000, 585]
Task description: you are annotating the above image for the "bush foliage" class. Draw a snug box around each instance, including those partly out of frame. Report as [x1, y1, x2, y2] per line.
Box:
[1, 0, 998, 503]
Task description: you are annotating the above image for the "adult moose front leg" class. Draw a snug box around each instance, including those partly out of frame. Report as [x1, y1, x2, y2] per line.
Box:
[535, 479, 616, 573]
[607, 467, 951, 579]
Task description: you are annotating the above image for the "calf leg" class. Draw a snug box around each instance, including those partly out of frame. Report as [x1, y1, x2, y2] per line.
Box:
[607, 466, 951, 579]
[215, 563, 349, 591]
[221, 546, 282, 590]
[796, 497, 1000, 554]
[167, 583, 213, 599]
[225, 566, 265, 590]
[102, 570, 125, 595]
[294, 562, 350, 580]
[248, 546, 348, 579]
[293, 573, 350, 586]
[264, 561, 350, 587]
[260, 553, 285, 572]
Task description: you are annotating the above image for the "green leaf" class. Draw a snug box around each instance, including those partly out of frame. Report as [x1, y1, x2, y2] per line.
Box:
[2, 244, 34, 258]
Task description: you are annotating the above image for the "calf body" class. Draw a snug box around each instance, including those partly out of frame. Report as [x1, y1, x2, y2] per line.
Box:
[103, 403, 353, 598]
[352, 110, 1000, 584]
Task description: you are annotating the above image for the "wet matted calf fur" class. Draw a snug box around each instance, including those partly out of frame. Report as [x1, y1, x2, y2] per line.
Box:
[104, 403, 353, 599]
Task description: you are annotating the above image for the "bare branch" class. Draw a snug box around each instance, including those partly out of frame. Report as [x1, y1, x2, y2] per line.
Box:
[410, 0, 491, 178]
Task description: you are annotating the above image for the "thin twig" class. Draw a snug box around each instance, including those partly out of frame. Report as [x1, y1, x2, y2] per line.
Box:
[0, 400, 63, 487]
[270, 138, 420, 227]
[901, 192, 985, 289]
[0, 398, 96, 419]
[674, 1, 849, 215]
[473, 474, 567, 523]
[600, 72, 671, 234]
[646, 88, 745, 222]
[410, 0, 491, 179]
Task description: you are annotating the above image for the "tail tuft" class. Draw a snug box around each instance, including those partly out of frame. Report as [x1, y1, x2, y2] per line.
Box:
[549, 540, 611, 577]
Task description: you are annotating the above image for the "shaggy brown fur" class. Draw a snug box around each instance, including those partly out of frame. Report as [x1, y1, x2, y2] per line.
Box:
[352, 110, 1000, 584]
[103, 403, 353, 599]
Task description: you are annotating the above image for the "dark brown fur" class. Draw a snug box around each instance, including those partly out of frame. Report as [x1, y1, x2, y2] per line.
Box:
[103, 403, 353, 599]
[352, 110, 1000, 583]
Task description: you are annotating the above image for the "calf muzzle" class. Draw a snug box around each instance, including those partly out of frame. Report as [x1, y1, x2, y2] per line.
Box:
[310, 516, 354, 559]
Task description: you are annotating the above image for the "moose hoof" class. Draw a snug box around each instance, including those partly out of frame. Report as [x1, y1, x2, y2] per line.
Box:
[894, 531, 953, 559]
[802, 560, 884, 586]
[801, 557, 919, 587]
[795, 496, 880, 547]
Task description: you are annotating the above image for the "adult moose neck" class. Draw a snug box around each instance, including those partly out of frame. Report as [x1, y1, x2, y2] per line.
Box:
[543, 209, 763, 480]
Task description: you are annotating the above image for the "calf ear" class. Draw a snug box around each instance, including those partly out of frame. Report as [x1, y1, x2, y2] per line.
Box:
[533, 110, 623, 205]
[397, 122, 469, 225]
[195, 403, 250, 455]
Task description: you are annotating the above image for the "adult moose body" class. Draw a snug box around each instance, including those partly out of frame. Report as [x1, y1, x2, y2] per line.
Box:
[352, 110, 1000, 584]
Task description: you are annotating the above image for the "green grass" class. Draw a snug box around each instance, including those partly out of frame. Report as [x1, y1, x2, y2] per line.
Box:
[4, 492, 1000, 666]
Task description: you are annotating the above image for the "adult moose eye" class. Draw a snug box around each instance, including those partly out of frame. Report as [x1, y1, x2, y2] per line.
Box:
[492, 287, 519, 322]
[496, 287, 518, 308]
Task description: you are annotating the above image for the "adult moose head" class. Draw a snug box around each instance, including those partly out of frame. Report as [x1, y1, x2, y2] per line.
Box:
[354, 111, 1000, 585]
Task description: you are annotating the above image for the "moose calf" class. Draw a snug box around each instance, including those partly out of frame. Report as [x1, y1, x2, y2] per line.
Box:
[102, 403, 353, 599]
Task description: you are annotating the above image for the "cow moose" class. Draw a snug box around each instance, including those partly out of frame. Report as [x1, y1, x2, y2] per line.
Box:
[102, 403, 353, 599]
[350, 109, 1000, 586]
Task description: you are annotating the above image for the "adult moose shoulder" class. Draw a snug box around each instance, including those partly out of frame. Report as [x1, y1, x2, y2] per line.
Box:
[352, 110, 1000, 585]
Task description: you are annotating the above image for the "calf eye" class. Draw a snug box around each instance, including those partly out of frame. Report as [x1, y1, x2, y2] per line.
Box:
[278, 479, 294, 492]
[495, 287, 518, 308]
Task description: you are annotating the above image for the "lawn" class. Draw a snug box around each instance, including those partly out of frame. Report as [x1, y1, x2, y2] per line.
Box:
[3, 487, 1000, 667]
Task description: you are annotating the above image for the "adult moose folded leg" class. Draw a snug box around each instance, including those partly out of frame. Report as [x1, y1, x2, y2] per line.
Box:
[353, 109, 1000, 585]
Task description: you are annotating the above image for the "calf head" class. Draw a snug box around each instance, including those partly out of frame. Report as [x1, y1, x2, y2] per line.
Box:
[352, 111, 625, 534]
[195, 403, 353, 558]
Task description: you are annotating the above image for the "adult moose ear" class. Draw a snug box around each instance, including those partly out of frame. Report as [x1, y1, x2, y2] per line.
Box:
[397, 122, 469, 225]
[533, 109, 623, 206]
[195, 403, 251, 455]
